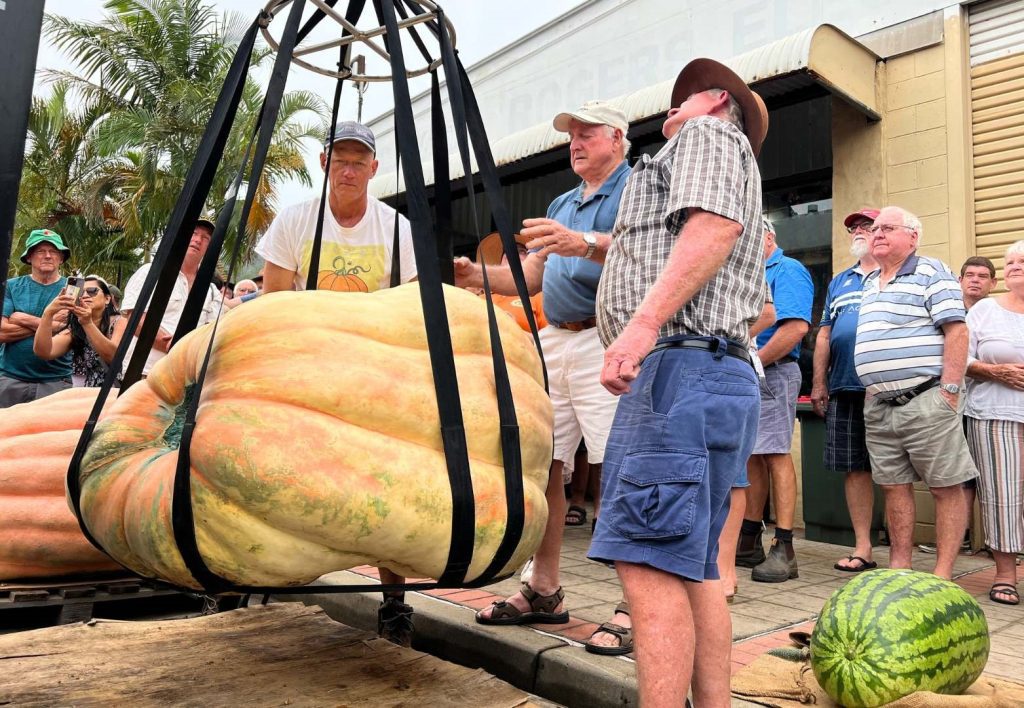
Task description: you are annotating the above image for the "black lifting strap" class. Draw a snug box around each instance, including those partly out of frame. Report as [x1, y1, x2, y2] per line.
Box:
[65, 15, 263, 556]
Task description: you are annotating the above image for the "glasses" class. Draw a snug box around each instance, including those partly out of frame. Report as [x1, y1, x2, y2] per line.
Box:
[846, 223, 872, 234]
[870, 224, 917, 235]
[83, 287, 102, 296]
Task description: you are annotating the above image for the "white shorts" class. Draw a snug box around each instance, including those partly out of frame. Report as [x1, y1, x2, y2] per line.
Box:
[538, 325, 619, 481]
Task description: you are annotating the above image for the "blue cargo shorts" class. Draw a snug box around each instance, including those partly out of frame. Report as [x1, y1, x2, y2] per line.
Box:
[588, 336, 760, 582]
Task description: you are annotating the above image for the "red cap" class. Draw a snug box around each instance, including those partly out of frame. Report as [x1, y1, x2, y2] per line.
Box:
[843, 208, 880, 228]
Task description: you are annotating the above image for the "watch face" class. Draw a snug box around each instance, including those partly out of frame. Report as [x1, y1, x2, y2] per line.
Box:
[584, 233, 597, 246]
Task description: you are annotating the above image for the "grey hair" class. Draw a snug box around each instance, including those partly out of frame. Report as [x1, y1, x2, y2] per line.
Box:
[1006, 239, 1024, 259]
[706, 88, 745, 133]
[603, 124, 632, 159]
[886, 206, 923, 239]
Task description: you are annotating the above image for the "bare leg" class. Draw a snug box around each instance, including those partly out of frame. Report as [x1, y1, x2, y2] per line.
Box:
[964, 484, 976, 547]
[379, 568, 405, 589]
[744, 454, 769, 523]
[835, 471, 875, 568]
[588, 463, 603, 519]
[883, 484, 916, 569]
[932, 484, 966, 580]
[686, 578, 733, 707]
[764, 453, 797, 530]
[477, 460, 566, 618]
[718, 487, 745, 596]
[567, 448, 590, 522]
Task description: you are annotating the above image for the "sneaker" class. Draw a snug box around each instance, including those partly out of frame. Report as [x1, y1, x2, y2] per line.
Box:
[736, 528, 766, 568]
[377, 597, 414, 648]
[752, 539, 799, 583]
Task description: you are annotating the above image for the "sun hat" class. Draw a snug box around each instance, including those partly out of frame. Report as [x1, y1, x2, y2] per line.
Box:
[20, 229, 70, 264]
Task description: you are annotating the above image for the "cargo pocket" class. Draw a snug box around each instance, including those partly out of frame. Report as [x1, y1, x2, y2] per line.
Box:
[608, 449, 707, 540]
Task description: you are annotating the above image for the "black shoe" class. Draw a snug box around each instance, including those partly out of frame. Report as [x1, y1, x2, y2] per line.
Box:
[377, 597, 414, 648]
[752, 539, 799, 583]
[736, 528, 766, 568]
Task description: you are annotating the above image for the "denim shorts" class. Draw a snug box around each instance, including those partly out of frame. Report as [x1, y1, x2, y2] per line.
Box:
[588, 337, 760, 581]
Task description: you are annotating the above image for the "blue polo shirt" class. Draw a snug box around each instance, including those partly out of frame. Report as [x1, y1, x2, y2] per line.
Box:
[542, 160, 630, 324]
[1, 274, 72, 381]
[755, 247, 813, 359]
[821, 265, 868, 393]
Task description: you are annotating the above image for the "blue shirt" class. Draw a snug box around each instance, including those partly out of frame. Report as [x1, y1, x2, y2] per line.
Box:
[755, 247, 814, 359]
[542, 160, 630, 324]
[821, 265, 869, 393]
[1, 274, 72, 381]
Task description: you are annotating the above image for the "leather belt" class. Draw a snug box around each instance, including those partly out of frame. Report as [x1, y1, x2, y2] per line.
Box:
[878, 378, 939, 406]
[763, 355, 798, 368]
[553, 317, 597, 332]
[650, 337, 753, 368]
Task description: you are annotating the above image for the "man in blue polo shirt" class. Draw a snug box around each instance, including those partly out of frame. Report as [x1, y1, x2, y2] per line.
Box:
[855, 206, 977, 579]
[457, 101, 633, 653]
[811, 208, 879, 573]
[739, 217, 813, 583]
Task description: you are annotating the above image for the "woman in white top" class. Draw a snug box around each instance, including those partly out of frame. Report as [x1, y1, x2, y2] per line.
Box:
[964, 240, 1024, 606]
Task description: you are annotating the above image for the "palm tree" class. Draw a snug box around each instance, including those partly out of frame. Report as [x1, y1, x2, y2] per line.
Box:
[41, 0, 324, 265]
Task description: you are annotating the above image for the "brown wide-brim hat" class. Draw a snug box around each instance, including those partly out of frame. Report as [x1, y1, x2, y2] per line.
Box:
[477, 232, 531, 266]
[670, 58, 769, 156]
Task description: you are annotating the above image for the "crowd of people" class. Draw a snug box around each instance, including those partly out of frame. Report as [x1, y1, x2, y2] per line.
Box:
[3, 54, 1023, 708]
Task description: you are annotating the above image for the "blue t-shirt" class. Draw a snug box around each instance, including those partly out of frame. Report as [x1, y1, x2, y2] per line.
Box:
[1, 274, 72, 381]
[755, 247, 813, 359]
[541, 160, 630, 324]
[821, 265, 868, 393]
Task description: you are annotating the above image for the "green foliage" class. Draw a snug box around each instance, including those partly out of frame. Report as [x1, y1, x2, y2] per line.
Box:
[11, 0, 324, 283]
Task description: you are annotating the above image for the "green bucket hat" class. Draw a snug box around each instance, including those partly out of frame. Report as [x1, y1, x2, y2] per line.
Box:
[20, 229, 71, 264]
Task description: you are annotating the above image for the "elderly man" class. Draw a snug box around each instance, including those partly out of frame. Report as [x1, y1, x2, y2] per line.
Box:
[811, 208, 880, 572]
[590, 58, 768, 707]
[459, 101, 631, 654]
[0, 229, 74, 407]
[739, 218, 813, 583]
[854, 206, 977, 580]
[256, 120, 418, 646]
[113, 219, 223, 379]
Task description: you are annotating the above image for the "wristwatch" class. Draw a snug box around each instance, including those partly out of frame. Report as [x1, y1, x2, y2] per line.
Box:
[582, 232, 598, 259]
[939, 382, 961, 395]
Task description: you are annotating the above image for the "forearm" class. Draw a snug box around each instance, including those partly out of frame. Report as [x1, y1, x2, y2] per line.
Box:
[940, 322, 969, 384]
[749, 302, 776, 338]
[83, 321, 118, 364]
[586, 232, 613, 265]
[757, 319, 809, 366]
[0, 319, 34, 343]
[9, 312, 40, 332]
[463, 255, 544, 296]
[32, 313, 57, 358]
[812, 326, 831, 389]
[966, 360, 1000, 382]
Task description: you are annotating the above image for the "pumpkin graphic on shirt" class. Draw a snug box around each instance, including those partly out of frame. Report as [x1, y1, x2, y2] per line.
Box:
[302, 244, 387, 292]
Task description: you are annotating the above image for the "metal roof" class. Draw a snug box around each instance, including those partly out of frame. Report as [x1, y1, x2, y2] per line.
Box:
[370, 24, 878, 198]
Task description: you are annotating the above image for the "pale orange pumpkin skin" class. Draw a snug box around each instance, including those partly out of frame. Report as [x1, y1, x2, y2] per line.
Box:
[0, 388, 121, 581]
[78, 284, 553, 590]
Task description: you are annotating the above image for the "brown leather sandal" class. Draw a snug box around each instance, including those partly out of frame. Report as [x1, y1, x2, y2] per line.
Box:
[585, 601, 633, 656]
[475, 582, 570, 625]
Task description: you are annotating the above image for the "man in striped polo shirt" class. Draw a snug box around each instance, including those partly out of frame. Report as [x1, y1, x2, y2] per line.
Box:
[854, 206, 978, 579]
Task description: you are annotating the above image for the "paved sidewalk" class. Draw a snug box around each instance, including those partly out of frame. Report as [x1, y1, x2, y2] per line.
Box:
[284, 511, 1022, 707]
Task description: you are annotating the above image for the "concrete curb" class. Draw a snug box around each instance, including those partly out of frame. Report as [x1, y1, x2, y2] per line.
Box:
[277, 571, 638, 708]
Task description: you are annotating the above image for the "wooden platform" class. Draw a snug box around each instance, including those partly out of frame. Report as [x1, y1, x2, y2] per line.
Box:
[0, 603, 543, 707]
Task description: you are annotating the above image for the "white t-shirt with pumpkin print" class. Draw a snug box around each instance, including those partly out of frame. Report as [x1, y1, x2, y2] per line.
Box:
[255, 195, 417, 292]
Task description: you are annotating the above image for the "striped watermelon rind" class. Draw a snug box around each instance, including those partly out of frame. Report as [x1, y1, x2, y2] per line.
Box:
[810, 569, 989, 708]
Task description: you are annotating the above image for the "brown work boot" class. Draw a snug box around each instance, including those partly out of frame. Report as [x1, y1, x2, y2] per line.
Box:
[752, 539, 798, 583]
[736, 527, 766, 568]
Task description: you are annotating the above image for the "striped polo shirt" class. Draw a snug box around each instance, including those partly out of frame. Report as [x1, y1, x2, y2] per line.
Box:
[854, 254, 966, 398]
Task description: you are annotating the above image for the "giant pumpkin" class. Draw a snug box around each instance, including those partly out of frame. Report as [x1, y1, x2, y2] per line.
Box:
[77, 284, 552, 590]
[0, 388, 122, 580]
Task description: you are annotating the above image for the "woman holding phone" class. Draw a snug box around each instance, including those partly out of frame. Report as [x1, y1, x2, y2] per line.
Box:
[34, 275, 122, 387]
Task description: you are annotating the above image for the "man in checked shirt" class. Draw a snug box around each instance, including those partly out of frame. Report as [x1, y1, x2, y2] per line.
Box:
[589, 58, 769, 707]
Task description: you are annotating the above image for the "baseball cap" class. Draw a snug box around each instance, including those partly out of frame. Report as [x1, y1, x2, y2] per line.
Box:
[20, 229, 71, 264]
[843, 208, 880, 229]
[552, 101, 629, 133]
[324, 120, 376, 153]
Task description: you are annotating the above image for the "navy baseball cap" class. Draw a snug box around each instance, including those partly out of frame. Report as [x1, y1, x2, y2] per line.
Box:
[324, 121, 376, 154]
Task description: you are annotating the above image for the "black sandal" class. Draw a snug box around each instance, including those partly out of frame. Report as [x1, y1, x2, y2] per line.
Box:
[585, 601, 633, 656]
[989, 583, 1020, 606]
[565, 504, 587, 527]
[475, 583, 570, 625]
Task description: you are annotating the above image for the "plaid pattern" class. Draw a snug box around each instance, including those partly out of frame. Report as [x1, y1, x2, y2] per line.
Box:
[825, 392, 872, 473]
[597, 116, 766, 347]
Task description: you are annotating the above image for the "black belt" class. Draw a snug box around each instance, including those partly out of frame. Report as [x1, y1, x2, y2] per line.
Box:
[650, 337, 753, 367]
[763, 355, 798, 367]
[878, 378, 939, 406]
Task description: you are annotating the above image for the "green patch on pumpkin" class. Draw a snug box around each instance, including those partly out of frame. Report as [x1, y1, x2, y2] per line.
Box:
[162, 383, 198, 450]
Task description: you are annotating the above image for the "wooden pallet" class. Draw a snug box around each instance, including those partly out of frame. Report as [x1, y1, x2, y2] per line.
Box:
[0, 575, 184, 626]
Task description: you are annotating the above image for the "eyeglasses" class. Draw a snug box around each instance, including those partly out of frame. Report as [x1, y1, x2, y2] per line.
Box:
[84, 287, 102, 296]
[846, 223, 872, 234]
[869, 224, 917, 235]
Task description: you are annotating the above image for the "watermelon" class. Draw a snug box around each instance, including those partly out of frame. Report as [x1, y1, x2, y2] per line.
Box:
[810, 569, 989, 707]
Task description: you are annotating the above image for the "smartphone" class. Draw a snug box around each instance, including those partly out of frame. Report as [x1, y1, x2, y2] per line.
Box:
[64, 276, 82, 303]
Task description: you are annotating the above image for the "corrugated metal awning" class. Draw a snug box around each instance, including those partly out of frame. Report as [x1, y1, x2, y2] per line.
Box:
[370, 23, 879, 198]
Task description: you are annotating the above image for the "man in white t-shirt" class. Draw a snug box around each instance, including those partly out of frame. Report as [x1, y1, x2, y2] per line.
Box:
[114, 220, 223, 378]
[255, 121, 417, 292]
[256, 121, 418, 647]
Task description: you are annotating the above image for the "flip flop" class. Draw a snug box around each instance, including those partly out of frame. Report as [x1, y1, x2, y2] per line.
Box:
[834, 556, 877, 572]
[989, 583, 1020, 606]
[565, 504, 587, 527]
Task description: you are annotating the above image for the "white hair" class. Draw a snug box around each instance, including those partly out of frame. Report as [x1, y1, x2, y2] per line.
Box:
[1006, 240, 1024, 260]
[233, 279, 259, 297]
[602, 124, 632, 159]
[882, 206, 923, 239]
[706, 88, 745, 132]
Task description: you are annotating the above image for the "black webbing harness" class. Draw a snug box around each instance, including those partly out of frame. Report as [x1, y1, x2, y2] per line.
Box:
[64, 0, 546, 596]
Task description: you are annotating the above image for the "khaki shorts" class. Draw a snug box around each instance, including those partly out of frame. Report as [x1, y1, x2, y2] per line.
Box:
[863, 386, 978, 488]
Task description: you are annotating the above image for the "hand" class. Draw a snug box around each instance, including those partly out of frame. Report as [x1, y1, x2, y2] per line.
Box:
[810, 383, 828, 417]
[521, 218, 586, 259]
[939, 388, 959, 411]
[72, 302, 93, 325]
[153, 328, 174, 353]
[42, 294, 76, 318]
[601, 321, 659, 396]
[453, 256, 480, 288]
[994, 363, 1024, 391]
